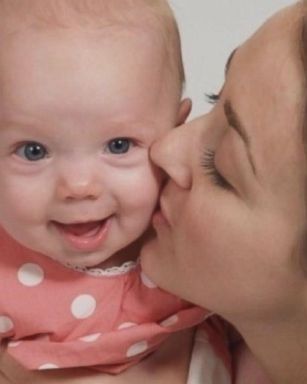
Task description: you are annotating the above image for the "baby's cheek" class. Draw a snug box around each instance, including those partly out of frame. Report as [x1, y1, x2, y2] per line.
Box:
[120, 166, 160, 212]
[1, 172, 52, 215]
[0, 185, 27, 222]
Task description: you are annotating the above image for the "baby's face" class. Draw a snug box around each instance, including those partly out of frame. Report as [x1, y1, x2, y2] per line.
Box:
[0, 25, 179, 267]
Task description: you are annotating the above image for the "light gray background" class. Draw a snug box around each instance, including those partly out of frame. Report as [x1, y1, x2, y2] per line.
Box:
[170, 0, 294, 118]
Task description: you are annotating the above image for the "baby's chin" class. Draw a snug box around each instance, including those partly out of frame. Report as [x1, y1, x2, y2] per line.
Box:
[51, 248, 139, 271]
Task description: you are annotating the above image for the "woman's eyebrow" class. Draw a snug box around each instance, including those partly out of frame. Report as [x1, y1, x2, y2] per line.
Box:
[215, 49, 237, 99]
[225, 48, 237, 75]
[224, 100, 257, 176]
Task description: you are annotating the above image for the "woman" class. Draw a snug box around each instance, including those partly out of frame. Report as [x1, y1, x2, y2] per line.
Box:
[141, 1, 307, 383]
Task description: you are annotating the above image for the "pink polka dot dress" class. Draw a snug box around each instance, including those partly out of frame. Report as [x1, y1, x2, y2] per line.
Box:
[0, 227, 208, 373]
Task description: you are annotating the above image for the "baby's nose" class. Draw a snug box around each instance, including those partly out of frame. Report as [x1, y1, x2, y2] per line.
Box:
[56, 163, 101, 201]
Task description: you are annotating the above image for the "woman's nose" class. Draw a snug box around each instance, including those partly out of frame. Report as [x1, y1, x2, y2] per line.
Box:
[56, 162, 101, 201]
[150, 125, 192, 189]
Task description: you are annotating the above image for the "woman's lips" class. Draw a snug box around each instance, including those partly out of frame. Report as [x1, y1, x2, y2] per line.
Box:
[152, 201, 171, 228]
[53, 219, 110, 252]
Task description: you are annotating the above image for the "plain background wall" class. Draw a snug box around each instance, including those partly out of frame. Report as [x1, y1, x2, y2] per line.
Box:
[170, 0, 294, 118]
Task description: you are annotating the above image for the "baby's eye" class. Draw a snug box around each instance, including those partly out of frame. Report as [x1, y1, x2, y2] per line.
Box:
[106, 138, 134, 154]
[15, 142, 48, 161]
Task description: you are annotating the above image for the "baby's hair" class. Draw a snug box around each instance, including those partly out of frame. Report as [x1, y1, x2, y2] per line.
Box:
[0, 0, 185, 95]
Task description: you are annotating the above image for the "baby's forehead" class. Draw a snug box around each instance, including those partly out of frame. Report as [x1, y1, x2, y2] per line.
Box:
[0, 0, 162, 32]
[0, 0, 183, 101]
[0, 0, 172, 73]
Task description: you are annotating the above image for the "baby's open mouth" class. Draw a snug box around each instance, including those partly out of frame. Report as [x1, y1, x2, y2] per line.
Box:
[58, 221, 104, 237]
[52, 219, 110, 252]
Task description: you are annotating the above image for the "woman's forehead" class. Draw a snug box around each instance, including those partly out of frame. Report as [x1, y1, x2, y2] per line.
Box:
[220, 3, 306, 185]
[231, 5, 303, 92]
[226, 6, 304, 131]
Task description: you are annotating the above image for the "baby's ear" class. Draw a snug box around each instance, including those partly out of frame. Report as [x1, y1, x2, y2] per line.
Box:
[176, 98, 192, 126]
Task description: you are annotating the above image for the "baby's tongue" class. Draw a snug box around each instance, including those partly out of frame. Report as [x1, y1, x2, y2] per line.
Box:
[63, 221, 101, 236]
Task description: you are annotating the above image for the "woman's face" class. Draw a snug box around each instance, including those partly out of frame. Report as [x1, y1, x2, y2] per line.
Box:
[141, 4, 307, 324]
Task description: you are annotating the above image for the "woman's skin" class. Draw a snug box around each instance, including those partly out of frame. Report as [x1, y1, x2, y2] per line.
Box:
[142, 2, 307, 383]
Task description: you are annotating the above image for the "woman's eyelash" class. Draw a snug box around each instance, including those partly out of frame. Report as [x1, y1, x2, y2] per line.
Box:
[201, 150, 231, 190]
[206, 93, 220, 105]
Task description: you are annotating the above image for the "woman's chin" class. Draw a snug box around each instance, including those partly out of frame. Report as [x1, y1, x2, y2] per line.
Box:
[140, 237, 161, 277]
[140, 236, 157, 263]
[140, 236, 174, 292]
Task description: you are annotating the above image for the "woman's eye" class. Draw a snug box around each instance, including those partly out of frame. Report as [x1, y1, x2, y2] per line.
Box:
[106, 138, 133, 154]
[15, 142, 48, 161]
[206, 92, 220, 105]
[201, 150, 232, 190]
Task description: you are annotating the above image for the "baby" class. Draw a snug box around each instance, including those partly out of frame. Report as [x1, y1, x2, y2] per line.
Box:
[0, 0, 206, 376]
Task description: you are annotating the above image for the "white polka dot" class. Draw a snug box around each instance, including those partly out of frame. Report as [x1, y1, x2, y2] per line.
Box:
[140, 272, 157, 289]
[0, 316, 14, 333]
[118, 322, 137, 330]
[160, 314, 179, 327]
[8, 340, 21, 348]
[18, 263, 44, 287]
[126, 341, 149, 357]
[71, 294, 96, 319]
[38, 363, 59, 370]
[79, 333, 101, 342]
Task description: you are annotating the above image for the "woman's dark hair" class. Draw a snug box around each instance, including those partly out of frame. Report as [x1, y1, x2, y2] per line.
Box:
[301, 2, 307, 153]
[297, 1, 307, 268]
